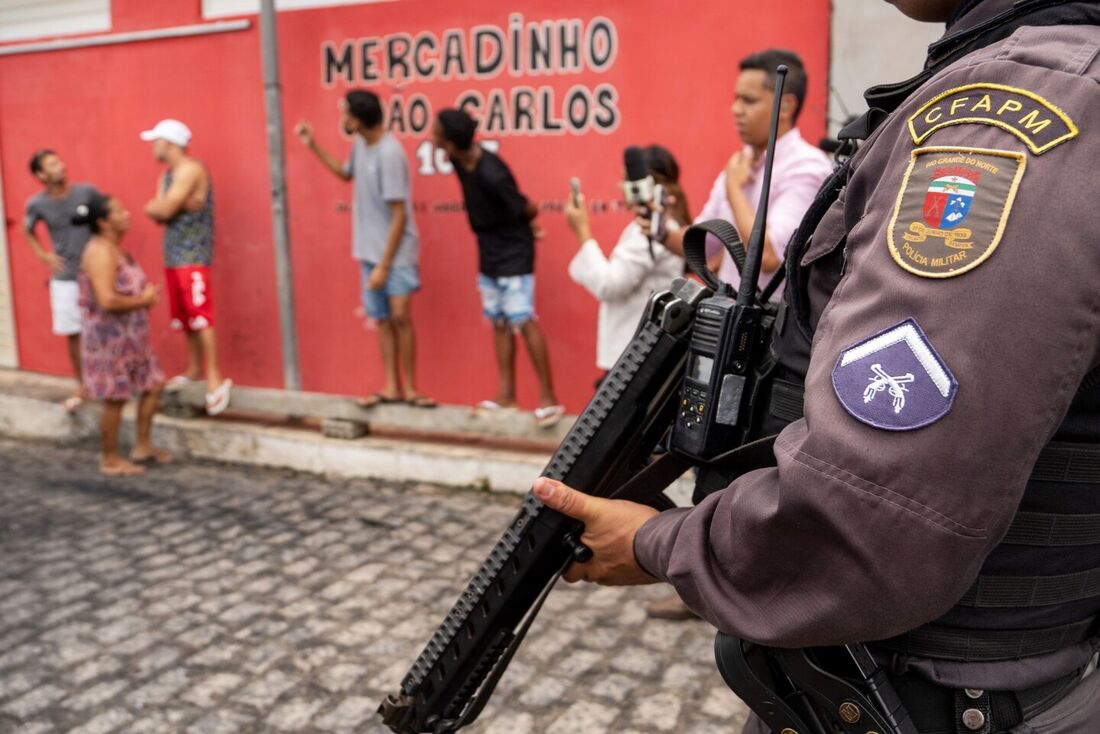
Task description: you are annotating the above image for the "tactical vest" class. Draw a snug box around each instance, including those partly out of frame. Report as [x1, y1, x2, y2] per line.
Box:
[767, 0, 1100, 664]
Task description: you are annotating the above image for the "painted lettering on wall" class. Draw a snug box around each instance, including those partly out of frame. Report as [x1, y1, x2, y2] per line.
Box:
[320, 13, 622, 145]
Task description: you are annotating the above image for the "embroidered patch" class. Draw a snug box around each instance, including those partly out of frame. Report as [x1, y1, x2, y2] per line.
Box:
[908, 83, 1077, 155]
[888, 146, 1025, 278]
[832, 319, 957, 431]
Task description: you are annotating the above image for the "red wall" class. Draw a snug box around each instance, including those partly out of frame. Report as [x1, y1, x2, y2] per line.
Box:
[0, 0, 830, 412]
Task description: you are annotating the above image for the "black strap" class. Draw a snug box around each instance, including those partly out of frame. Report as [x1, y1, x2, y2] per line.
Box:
[894, 667, 1082, 733]
[1031, 442, 1100, 483]
[958, 566, 1100, 608]
[1079, 363, 1100, 395]
[782, 158, 851, 345]
[768, 377, 805, 424]
[682, 219, 744, 292]
[876, 617, 1096, 662]
[1004, 511, 1100, 547]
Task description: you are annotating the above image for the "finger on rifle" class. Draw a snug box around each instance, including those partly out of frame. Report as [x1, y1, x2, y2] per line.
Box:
[561, 564, 585, 584]
[532, 478, 592, 521]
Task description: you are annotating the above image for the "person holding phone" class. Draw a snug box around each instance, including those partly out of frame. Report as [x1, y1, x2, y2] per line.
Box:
[564, 145, 687, 374]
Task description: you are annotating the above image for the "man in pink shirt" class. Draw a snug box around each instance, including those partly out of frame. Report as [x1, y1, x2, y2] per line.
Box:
[647, 49, 833, 620]
[656, 49, 833, 289]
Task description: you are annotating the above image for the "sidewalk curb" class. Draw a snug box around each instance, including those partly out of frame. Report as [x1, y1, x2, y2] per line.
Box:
[0, 391, 548, 493]
[0, 372, 694, 501]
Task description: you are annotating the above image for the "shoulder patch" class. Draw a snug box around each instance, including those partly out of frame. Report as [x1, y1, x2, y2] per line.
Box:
[908, 83, 1077, 155]
[888, 146, 1025, 278]
[832, 319, 957, 431]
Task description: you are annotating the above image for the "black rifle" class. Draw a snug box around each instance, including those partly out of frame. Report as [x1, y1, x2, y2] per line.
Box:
[379, 66, 916, 734]
[378, 275, 709, 733]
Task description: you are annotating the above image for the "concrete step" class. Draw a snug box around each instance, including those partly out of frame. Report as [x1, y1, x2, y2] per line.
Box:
[160, 381, 574, 447]
[0, 369, 693, 501]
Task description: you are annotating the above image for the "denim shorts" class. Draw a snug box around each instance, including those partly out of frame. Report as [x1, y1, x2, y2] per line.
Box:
[360, 261, 421, 320]
[477, 273, 535, 326]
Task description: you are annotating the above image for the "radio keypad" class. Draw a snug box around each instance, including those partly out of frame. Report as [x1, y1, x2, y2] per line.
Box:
[679, 386, 707, 427]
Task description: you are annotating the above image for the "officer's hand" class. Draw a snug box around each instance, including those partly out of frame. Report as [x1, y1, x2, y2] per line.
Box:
[532, 478, 660, 586]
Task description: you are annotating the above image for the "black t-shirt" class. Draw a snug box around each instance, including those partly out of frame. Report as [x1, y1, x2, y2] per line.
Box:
[452, 149, 534, 277]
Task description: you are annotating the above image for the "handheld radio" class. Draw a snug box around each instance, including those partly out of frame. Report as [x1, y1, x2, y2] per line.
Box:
[670, 65, 789, 461]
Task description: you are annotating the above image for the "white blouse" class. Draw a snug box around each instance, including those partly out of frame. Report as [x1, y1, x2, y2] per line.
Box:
[568, 222, 685, 370]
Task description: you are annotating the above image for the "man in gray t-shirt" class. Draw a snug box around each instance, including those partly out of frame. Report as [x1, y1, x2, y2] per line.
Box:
[295, 89, 433, 408]
[22, 149, 101, 410]
[344, 133, 419, 267]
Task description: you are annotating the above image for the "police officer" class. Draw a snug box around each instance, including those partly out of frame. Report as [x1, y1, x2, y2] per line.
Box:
[534, 0, 1100, 731]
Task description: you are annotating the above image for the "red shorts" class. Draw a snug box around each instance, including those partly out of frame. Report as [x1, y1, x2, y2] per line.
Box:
[165, 266, 215, 332]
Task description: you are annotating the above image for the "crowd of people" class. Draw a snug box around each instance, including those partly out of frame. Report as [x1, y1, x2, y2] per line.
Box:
[21, 47, 829, 477]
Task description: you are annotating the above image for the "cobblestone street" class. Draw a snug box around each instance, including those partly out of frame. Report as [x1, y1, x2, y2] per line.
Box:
[0, 438, 748, 733]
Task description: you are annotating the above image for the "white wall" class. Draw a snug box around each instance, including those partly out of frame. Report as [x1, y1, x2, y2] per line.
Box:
[829, 0, 943, 135]
[0, 0, 110, 43]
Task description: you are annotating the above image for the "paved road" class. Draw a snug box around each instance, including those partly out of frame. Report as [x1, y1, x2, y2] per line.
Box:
[0, 439, 748, 733]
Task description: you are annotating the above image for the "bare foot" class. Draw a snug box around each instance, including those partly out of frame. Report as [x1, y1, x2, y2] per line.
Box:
[101, 456, 146, 476]
[130, 447, 174, 465]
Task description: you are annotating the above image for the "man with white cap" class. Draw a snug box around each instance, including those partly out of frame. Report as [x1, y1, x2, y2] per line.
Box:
[142, 118, 231, 416]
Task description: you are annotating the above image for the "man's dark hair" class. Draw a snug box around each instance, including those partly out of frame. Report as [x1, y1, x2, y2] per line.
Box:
[739, 49, 808, 122]
[29, 148, 56, 176]
[436, 108, 478, 151]
[345, 89, 383, 128]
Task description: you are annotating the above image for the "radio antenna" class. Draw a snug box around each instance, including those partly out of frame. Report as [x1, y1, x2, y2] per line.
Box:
[737, 64, 787, 307]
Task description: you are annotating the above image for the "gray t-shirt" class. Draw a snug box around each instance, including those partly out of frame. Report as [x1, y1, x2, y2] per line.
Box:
[344, 134, 419, 268]
[23, 183, 101, 281]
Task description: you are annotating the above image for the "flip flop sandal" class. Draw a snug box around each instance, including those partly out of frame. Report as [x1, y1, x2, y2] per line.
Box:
[205, 379, 233, 416]
[356, 392, 403, 408]
[533, 404, 565, 428]
[406, 395, 438, 408]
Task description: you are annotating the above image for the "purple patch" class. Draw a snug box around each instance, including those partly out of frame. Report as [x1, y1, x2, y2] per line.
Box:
[831, 318, 957, 431]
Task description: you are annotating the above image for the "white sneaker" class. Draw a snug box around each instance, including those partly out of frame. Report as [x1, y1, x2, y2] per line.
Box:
[205, 379, 233, 416]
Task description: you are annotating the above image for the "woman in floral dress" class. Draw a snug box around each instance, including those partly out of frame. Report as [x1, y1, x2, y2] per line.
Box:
[77, 194, 171, 475]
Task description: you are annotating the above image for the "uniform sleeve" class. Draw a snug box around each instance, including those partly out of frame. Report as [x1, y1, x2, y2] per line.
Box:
[635, 62, 1100, 647]
[483, 156, 529, 220]
[380, 141, 411, 203]
[568, 225, 654, 302]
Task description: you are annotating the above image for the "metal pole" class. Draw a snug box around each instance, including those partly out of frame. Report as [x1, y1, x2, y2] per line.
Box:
[259, 0, 301, 390]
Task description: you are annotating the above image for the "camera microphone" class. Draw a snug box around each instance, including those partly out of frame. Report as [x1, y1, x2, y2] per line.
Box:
[622, 146, 655, 207]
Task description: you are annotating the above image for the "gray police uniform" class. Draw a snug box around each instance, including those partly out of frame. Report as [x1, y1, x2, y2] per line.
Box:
[634, 1, 1100, 731]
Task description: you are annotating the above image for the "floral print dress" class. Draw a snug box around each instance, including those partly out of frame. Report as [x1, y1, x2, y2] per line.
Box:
[79, 253, 164, 401]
